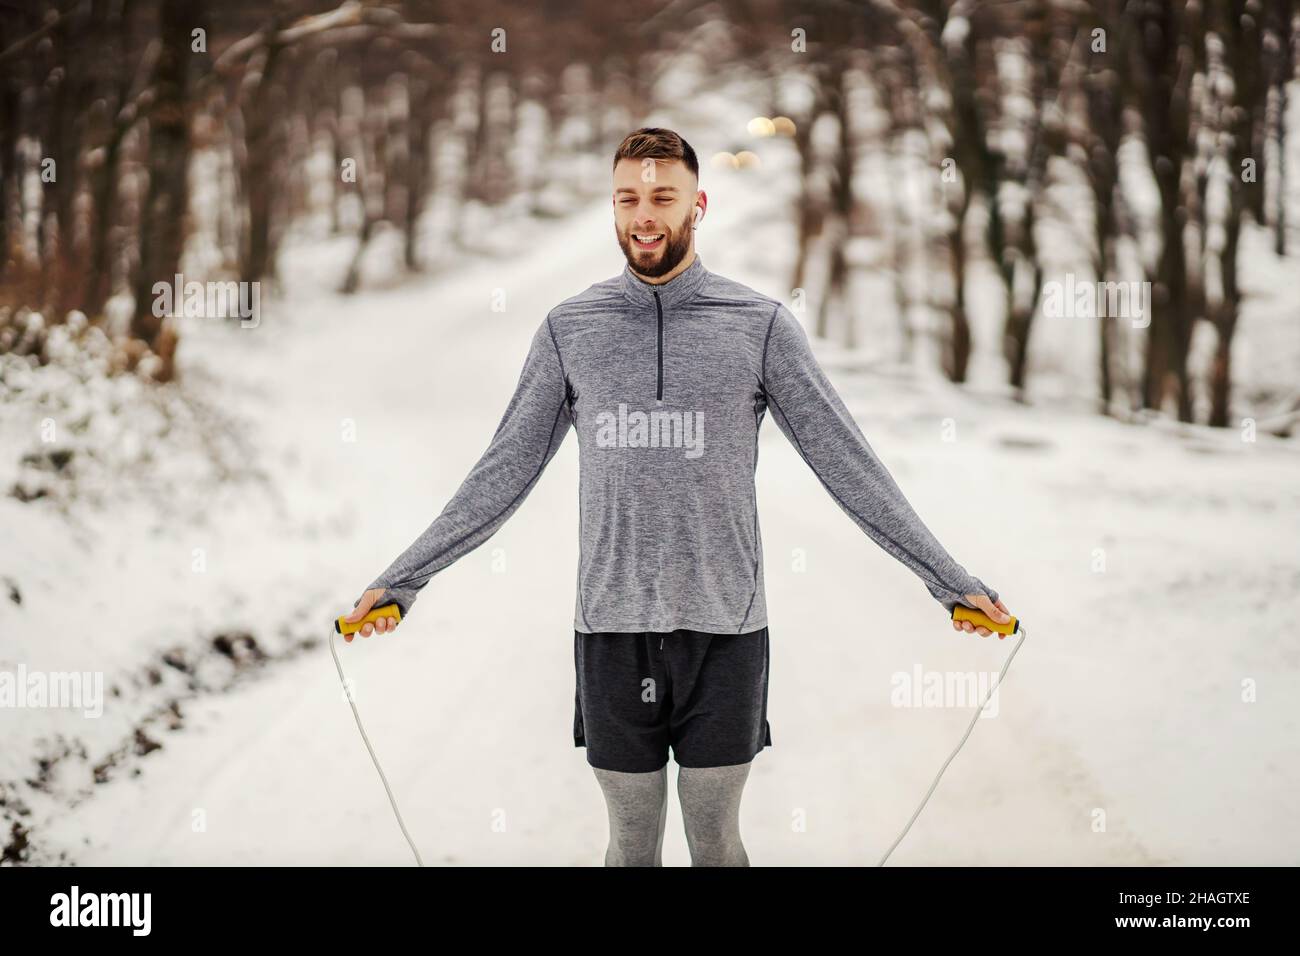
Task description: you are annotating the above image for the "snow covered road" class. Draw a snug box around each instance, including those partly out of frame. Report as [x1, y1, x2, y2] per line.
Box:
[14, 160, 1300, 866]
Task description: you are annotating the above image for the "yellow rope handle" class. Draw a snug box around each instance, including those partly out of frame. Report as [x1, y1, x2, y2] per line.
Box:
[952, 604, 1018, 636]
[335, 603, 403, 636]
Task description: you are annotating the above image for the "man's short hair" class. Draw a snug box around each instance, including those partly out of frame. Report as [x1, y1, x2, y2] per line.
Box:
[613, 127, 699, 180]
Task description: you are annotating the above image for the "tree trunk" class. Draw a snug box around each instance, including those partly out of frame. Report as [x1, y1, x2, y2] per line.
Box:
[129, 0, 193, 381]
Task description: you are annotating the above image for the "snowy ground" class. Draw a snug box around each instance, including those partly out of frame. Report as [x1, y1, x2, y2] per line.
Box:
[4, 117, 1300, 866]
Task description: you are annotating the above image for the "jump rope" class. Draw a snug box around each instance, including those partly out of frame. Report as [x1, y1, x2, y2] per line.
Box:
[330, 602, 1025, 867]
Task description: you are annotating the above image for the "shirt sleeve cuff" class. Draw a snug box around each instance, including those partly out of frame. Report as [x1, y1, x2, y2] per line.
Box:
[363, 580, 419, 619]
[927, 575, 999, 614]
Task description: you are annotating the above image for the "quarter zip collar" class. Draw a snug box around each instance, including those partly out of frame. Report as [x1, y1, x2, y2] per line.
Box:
[619, 252, 709, 310]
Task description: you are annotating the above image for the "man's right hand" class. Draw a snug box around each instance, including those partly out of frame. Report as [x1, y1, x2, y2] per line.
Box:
[342, 588, 401, 643]
[953, 593, 1013, 639]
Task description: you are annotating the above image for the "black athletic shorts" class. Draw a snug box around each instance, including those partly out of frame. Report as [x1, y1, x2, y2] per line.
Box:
[573, 626, 772, 773]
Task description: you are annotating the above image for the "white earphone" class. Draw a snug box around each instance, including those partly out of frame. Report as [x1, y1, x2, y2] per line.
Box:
[693, 206, 702, 229]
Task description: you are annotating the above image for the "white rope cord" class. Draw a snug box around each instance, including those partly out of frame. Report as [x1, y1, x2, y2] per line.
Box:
[330, 620, 1022, 869]
[329, 629, 425, 867]
[876, 625, 1027, 866]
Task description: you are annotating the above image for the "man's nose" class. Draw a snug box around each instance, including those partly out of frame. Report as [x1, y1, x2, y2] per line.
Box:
[631, 202, 660, 225]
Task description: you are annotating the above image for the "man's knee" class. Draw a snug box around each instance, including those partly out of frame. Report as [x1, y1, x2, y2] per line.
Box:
[594, 765, 668, 867]
[677, 762, 752, 867]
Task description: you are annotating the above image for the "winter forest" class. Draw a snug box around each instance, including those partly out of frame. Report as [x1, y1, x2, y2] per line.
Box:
[2, 0, 1295, 420]
[1, 0, 1298, 868]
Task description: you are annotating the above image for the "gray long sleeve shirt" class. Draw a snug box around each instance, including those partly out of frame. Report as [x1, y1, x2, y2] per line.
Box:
[366, 254, 998, 632]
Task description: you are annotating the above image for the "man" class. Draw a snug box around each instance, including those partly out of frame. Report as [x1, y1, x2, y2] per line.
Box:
[342, 127, 1013, 866]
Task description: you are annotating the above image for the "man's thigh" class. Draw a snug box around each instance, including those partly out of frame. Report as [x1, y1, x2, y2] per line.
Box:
[574, 631, 672, 773]
[664, 627, 772, 769]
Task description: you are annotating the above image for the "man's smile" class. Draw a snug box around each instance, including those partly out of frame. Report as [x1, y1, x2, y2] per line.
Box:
[632, 231, 665, 251]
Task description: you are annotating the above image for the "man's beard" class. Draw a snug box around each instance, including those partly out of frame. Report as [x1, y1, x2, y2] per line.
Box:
[617, 209, 693, 279]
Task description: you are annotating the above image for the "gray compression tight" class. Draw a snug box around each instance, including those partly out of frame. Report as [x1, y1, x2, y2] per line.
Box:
[593, 762, 752, 866]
